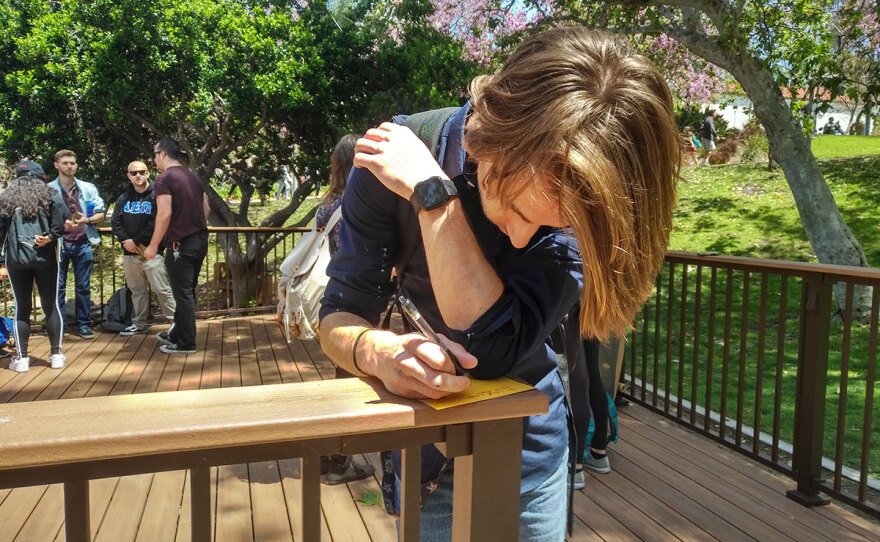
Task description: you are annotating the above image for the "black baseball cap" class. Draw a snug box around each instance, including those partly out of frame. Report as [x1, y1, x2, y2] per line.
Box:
[15, 159, 46, 179]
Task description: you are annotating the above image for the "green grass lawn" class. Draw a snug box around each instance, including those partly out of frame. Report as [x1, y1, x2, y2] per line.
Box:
[672, 155, 880, 266]
[811, 135, 880, 159]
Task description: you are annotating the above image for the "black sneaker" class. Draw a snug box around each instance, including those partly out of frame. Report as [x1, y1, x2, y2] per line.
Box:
[156, 331, 173, 345]
[321, 456, 375, 485]
[119, 324, 149, 336]
[78, 325, 95, 339]
[160, 343, 196, 355]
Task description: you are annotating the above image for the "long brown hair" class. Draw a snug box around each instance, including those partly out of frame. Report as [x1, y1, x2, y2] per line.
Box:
[324, 134, 358, 204]
[466, 27, 680, 339]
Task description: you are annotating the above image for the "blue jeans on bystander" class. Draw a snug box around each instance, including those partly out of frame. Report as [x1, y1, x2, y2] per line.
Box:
[58, 242, 94, 327]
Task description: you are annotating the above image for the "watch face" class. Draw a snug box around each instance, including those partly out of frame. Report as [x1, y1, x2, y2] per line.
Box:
[414, 177, 455, 211]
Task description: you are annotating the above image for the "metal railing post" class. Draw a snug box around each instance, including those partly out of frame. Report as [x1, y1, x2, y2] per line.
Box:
[787, 272, 832, 507]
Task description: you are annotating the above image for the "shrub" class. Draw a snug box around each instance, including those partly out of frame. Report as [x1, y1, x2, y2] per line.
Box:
[739, 126, 770, 163]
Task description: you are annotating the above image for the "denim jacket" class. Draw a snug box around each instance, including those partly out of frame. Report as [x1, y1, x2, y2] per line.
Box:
[48, 178, 105, 245]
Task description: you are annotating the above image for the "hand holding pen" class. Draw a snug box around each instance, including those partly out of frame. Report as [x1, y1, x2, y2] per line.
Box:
[399, 295, 471, 377]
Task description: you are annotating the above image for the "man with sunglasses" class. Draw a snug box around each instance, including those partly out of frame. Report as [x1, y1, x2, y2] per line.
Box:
[49, 149, 105, 339]
[110, 161, 176, 336]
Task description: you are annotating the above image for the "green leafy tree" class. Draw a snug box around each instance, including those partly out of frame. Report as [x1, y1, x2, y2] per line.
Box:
[1, 0, 478, 306]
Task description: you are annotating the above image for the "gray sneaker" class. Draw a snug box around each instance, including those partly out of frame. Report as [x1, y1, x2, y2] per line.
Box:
[585, 453, 611, 474]
[570, 469, 585, 490]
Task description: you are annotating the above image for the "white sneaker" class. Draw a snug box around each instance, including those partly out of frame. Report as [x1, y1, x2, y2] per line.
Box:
[8, 356, 30, 373]
[50, 353, 66, 369]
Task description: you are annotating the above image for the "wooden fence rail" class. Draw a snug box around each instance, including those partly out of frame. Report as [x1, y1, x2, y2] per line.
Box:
[0, 378, 547, 541]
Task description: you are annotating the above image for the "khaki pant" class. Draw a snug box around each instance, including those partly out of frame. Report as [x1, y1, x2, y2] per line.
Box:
[123, 255, 176, 328]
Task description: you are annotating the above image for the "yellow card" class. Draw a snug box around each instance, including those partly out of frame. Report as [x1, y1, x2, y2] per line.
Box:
[420, 377, 535, 410]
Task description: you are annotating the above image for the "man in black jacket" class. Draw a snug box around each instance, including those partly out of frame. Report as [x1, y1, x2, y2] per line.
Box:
[110, 160, 176, 336]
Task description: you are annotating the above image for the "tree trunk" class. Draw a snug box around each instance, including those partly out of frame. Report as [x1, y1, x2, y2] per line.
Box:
[713, 54, 873, 316]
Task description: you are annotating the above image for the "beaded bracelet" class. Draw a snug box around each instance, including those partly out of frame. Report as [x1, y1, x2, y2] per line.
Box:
[352, 328, 372, 375]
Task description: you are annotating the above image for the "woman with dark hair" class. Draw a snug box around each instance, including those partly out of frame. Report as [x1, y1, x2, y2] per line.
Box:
[315, 133, 376, 484]
[0, 166, 68, 373]
[315, 133, 358, 256]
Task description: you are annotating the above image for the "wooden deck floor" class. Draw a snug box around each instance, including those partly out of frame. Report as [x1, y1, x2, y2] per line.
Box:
[0, 314, 876, 541]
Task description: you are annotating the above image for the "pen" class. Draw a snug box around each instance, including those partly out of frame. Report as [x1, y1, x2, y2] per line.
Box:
[398, 295, 468, 377]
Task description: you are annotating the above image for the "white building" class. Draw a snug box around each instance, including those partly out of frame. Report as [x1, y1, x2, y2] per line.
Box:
[708, 93, 871, 134]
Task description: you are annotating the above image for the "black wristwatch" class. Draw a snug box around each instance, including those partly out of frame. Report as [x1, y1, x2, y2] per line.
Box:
[410, 176, 458, 213]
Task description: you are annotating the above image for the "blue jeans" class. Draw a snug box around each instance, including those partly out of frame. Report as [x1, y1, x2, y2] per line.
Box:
[414, 449, 568, 542]
[58, 242, 94, 327]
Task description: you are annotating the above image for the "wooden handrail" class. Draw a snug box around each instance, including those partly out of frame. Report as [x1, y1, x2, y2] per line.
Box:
[0, 378, 545, 469]
[665, 251, 880, 281]
[0, 377, 548, 542]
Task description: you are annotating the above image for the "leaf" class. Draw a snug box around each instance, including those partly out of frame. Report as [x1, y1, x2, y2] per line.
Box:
[354, 489, 383, 507]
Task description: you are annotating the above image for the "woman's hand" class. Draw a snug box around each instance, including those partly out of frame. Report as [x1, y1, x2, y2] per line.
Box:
[0, 266, 7, 281]
[353, 123, 448, 201]
[34, 234, 51, 248]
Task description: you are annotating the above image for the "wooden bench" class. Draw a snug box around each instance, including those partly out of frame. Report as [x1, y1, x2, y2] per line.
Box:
[0, 377, 547, 541]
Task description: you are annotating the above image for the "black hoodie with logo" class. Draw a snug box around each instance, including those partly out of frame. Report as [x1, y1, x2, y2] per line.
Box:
[111, 182, 165, 254]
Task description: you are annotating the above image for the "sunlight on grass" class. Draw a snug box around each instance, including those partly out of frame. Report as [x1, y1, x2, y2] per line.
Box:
[672, 156, 880, 266]
[811, 135, 880, 159]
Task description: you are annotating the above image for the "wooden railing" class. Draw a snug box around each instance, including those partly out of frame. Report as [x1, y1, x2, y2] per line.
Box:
[0, 227, 310, 318]
[0, 378, 547, 541]
[623, 251, 879, 518]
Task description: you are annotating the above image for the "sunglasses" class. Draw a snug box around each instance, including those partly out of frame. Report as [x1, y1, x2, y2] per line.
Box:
[128, 170, 148, 176]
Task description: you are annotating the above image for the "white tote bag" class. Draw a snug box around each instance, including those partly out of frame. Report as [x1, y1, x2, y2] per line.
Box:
[278, 207, 342, 342]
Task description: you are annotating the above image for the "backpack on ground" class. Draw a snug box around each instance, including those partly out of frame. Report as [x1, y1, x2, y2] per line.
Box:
[3, 207, 51, 268]
[102, 287, 133, 332]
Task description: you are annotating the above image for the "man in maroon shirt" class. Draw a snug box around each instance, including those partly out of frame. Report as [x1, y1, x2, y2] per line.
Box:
[144, 137, 210, 354]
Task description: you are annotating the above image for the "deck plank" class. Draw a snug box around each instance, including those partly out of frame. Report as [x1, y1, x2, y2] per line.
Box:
[250, 318, 284, 385]
[249, 461, 295, 542]
[215, 463, 254, 542]
[13, 483, 63, 542]
[0, 485, 49, 542]
[136, 470, 187, 542]
[94, 473, 153, 542]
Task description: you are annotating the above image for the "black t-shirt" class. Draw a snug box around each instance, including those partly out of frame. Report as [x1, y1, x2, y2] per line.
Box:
[153, 166, 206, 241]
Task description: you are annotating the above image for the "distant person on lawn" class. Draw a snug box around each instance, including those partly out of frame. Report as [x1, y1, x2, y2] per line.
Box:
[699, 110, 718, 166]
